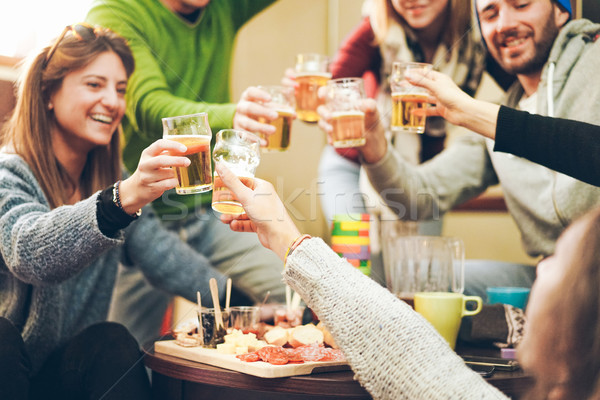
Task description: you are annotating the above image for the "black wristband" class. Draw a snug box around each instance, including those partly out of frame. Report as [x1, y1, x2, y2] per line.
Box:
[97, 186, 139, 237]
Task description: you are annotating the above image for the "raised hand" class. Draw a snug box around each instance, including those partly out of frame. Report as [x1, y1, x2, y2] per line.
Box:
[119, 139, 190, 214]
[406, 69, 499, 139]
[215, 162, 301, 260]
[405, 69, 475, 126]
[232, 86, 278, 139]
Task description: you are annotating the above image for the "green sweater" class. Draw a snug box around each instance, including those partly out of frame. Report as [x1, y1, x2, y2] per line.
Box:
[86, 0, 277, 216]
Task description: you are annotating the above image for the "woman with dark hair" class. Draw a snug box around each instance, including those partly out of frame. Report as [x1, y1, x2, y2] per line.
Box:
[216, 161, 600, 399]
[0, 24, 226, 399]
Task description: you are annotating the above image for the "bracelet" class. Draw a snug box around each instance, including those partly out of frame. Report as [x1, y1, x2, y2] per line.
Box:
[284, 234, 311, 266]
[112, 180, 142, 218]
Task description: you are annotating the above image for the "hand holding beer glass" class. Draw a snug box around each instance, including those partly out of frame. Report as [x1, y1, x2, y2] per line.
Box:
[256, 85, 296, 152]
[325, 78, 366, 148]
[294, 53, 331, 123]
[212, 129, 260, 215]
[390, 61, 433, 134]
[162, 112, 213, 194]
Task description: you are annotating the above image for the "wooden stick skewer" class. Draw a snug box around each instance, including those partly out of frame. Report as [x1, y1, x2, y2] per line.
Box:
[286, 285, 292, 314]
[225, 278, 232, 313]
[209, 278, 224, 331]
[196, 291, 204, 346]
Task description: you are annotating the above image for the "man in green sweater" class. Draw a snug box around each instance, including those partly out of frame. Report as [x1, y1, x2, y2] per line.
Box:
[86, 0, 284, 346]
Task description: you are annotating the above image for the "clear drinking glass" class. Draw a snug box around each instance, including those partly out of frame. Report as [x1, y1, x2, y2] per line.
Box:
[294, 53, 331, 123]
[162, 112, 213, 194]
[390, 61, 433, 134]
[257, 85, 296, 152]
[325, 77, 366, 148]
[211, 129, 260, 215]
[198, 307, 230, 348]
[382, 235, 465, 307]
[229, 306, 260, 335]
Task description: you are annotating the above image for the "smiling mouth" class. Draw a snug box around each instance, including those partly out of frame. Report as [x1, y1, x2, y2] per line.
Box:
[90, 114, 114, 124]
[503, 37, 527, 48]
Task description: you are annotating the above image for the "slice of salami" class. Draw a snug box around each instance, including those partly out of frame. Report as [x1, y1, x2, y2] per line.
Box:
[318, 347, 346, 362]
[294, 344, 328, 362]
[284, 348, 305, 363]
[257, 346, 290, 365]
[236, 352, 260, 362]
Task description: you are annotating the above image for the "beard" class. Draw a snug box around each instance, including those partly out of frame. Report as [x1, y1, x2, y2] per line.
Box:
[496, 17, 561, 76]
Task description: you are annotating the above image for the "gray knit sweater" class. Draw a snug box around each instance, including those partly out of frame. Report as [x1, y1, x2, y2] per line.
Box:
[364, 19, 600, 259]
[283, 238, 508, 400]
[0, 153, 227, 373]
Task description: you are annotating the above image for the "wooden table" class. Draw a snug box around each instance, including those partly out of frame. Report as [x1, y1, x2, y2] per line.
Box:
[144, 343, 533, 399]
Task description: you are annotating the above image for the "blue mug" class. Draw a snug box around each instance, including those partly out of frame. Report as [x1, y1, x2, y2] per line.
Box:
[486, 287, 531, 310]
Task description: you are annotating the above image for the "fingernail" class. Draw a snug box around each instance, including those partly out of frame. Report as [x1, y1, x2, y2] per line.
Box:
[179, 145, 187, 152]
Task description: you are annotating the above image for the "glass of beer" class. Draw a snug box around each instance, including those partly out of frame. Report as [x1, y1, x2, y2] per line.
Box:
[295, 53, 331, 122]
[256, 85, 296, 152]
[390, 61, 433, 134]
[211, 129, 260, 215]
[162, 112, 213, 194]
[325, 78, 366, 148]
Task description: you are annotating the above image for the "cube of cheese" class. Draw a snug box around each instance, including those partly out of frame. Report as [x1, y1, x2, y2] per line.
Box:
[216, 343, 236, 354]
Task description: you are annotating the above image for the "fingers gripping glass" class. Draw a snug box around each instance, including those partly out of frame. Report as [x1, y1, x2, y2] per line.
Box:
[43, 23, 98, 69]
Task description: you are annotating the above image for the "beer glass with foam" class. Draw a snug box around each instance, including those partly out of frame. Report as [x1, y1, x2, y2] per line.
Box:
[256, 85, 296, 152]
[325, 78, 366, 148]
[295, 53, 331, 122]
[390, 61, 433, 134]
[211, 129, 260, 215]
[162, 112, 213, 194]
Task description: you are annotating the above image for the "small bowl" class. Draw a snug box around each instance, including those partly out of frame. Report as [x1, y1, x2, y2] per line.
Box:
[486, 287, 530, 310]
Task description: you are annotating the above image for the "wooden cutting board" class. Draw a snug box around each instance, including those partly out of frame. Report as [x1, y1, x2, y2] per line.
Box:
[154, 340, 350, 378]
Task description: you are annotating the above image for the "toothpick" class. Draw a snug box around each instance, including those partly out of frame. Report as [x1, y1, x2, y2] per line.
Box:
[286, 285, 291, 314]
[260, 291, 271, 309]
[291, 290, 301, 310]
[209, 278, 224, 331]
[196, 291, 204, 346]
[225, 278, 232, 313]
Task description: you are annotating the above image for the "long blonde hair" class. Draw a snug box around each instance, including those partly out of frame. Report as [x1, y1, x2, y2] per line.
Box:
[1, 26, 134, 209]
[372, 0, 472, 50]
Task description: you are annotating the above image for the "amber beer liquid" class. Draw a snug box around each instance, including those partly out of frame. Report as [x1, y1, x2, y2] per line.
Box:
[164, 135, 212, 194]
[211, 173, 254, 214]
[331, 110, 365, 148]
[391, 92, 428, 133]
[295, 72, 331, 122]
[258, 108, 294, 151]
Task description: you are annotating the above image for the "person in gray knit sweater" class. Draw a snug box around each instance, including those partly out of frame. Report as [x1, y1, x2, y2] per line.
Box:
[216, 161, 600, 400]
[0, 24, 230, 399]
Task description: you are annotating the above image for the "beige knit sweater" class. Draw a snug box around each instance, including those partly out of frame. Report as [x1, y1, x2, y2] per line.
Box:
[283, 237, 508, 400]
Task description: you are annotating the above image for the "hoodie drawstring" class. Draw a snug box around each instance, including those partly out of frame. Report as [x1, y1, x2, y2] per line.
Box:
[547, 62, 555, 117]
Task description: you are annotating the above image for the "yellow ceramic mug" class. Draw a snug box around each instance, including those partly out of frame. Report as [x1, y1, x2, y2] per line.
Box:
[414, 292, 482, 349]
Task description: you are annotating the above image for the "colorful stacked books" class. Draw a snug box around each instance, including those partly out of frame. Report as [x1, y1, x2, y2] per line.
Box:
[331, 214, 371, 276]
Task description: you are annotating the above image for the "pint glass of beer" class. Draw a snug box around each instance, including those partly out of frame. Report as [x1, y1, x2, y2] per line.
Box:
[325, 78, 366, 148]
[211, 129, 261, 215]
[162, 112, 213, 194]
[256, 85, 296, 152]
[390, 61, 433, 134]
[295, 53, 331, 123]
